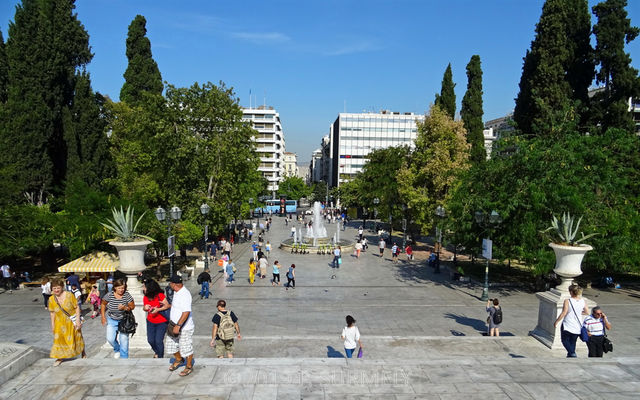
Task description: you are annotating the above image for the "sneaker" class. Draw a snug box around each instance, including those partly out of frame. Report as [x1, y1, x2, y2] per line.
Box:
[113, 352, 121, 359]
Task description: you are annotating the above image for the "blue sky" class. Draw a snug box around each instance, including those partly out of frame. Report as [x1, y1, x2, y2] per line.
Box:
[1, 1, 639, 163]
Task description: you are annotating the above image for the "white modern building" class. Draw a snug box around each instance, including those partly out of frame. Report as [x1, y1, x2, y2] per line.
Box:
[483, 128, 498, 159]
[328, 111, 424, 187]
[242, 106, 285, 195]
[282, 152, 298, 177]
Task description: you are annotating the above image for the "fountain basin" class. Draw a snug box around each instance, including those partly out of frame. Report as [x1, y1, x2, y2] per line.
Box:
[280, 238, 354, 253]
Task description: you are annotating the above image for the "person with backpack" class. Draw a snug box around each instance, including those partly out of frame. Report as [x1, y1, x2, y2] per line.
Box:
[210, 299, 241, 358]
[197, 269, 212, 299]
[96, 277, 107, 299]
[486, 298, 502, 336]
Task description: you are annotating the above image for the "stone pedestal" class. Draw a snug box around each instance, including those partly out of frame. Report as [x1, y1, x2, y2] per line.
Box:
[125, 273, 150, 349]
[530, 288, 595, 349]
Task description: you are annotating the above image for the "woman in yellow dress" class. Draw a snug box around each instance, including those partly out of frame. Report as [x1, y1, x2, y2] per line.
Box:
[49, 278, 85, 366]
[248, 258, 256, 284]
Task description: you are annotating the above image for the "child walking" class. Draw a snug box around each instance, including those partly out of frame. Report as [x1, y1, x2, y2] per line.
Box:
[89, 285, 101, 318]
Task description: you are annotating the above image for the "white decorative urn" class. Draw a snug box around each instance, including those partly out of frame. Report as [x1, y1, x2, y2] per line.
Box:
[549, 242, 593, 292]
[109, 240, 151, 274]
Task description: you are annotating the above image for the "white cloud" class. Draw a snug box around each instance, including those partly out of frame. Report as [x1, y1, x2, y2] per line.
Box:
[231, 32, 291, 44]
[324, 40, 382, 56]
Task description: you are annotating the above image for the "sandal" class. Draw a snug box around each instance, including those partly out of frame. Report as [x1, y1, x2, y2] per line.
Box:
[169, 359, 183, 371]
[179, 366, 193, 377]
[53, 359, 63, 367]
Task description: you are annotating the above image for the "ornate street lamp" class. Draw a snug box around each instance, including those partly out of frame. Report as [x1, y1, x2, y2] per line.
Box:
[402, 204, 408, 251]
[199, 203, 210, 272]
[373, 197, 380, 232]
[154, 205, 182, 277]
[474, 210, 502, 301]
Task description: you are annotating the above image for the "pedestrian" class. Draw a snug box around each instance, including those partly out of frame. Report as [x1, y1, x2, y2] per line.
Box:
[96, 276, 107, 299]
[66, 272, 80, 293]
[71, 284, 82, 306]
[405, 244, 413, 260]
[286, 264, 296, 290]
[291, 226, 296, 238]
[354, 241, 362, 259]
[41, 277, 52, 310]
[88, 285, 101, 318]
[166, 275, 195, 377]
[143, 279, 170, 358]
[582, 306, 612, 357]
[391, 243, 399, 263]
[486, 298, 502, 336]
[225, 260, 235, 285]
[272, 260, 281, 286]
[197, 268, 212, 299]
[358, 226, 364, 241]
[333, 246, 342, 268]
[251, 241, 259, 260]
[49, 278, 86, 366]
[1, 263, 13, 293]
[341, 315, 363, 358]
[362, 237, 368, 252]
[248, 259, 257, 284]
[285, 217, 289, 226]
[259, 256, 268, 279]
[106, 274, 114, 293]
[101, 278, 135, 359]
[210, 299, 241, 358]
[378, 238, 386, 258]
[265, 241, 271, 258]
[210, 241, 217, 261]
[554, 284, 589, 358]
[223, 239, 232, 256]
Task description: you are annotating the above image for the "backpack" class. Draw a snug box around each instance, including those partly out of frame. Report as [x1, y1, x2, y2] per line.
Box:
[217, 311, 236, 340]
[97, 279, 106, 292]
[492, 307, 503, 325]
[164, 284, 174, 304]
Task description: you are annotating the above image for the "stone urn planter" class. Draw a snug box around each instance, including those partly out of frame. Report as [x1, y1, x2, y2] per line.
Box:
[109, 240, 152, 274]
[549, 242, 593, 293]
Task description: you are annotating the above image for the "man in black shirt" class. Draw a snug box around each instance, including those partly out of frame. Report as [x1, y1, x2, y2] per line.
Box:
[197, 269, 212, 299]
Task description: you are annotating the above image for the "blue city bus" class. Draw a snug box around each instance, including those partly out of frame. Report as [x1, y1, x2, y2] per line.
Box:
[255, 200, 280, 214]
[285, 200, 297, 214]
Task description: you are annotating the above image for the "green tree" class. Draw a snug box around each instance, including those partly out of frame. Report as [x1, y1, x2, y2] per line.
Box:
[447, 129, 640, 275]
[120, 15, 163, 105]
[460, 55, 486, 164]
[591, 0, 640, 133]
[278, 176, 312, 200]
[0, 30, 7, 103]
[64, 72, 115, 188]
[1, 0, 92, 202]
[434, 63, 456, 119]
[514, 0, 593, 136]
[398, 105, 470, 233]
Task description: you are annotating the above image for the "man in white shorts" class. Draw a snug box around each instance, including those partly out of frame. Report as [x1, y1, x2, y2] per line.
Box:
[166, 275, 195, 376]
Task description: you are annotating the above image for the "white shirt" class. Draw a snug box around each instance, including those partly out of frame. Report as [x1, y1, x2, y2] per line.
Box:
[355, 242, 362, 250]
[342, 326, 361, 350]
[41, 281, 51, 295]
[170, 286, 194, 331]
[562, 297, 585, 334]
[379, 240, 386, 249]
[0, 265, 10, 278]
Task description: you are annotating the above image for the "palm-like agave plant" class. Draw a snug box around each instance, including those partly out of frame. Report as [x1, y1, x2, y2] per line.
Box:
[541, 212, 598, 246]
[101, 206, 154, 242]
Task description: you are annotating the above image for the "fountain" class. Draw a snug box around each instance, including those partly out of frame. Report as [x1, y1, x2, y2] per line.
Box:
[280, 201, 353, 252]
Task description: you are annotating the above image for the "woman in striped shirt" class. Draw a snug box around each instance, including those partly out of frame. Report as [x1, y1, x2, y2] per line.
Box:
[101, 278, 135, 359]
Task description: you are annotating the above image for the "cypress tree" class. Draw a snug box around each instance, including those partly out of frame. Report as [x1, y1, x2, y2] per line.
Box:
[460, 55, 486, 163]
[0, 30, 7, 103]
[591, 0, 640, 133]
[64, 72, 114, 188]
[434, 63, 456, 119]
[2, 0, 92, 202]
[514, 0, 593, 136]
[120, 15, 163, 105]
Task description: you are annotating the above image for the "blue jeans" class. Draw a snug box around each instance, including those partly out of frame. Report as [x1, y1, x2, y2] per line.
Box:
[561, 324, 579, 357]
[106, 316, 130, 358]
[146, 320, 168, 358]
[200, 281, 210, 298]
[333, 256, 340, 268]
[345, 348, 355, 358]
[227, 273, 234, 283]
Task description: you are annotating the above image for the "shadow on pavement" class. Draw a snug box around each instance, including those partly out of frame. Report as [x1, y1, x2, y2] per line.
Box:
[327, 346, 343, 358]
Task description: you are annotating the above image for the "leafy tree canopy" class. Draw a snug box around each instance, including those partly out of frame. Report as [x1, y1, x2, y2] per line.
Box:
[434, 63, 456, 119]
[278, 176, 312, 200]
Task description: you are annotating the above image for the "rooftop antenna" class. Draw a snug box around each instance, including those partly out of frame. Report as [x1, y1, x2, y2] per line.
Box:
[249, 89, 252, 109]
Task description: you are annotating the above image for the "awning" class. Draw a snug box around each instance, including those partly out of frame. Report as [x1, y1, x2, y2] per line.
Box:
[58, 251, 119, 273]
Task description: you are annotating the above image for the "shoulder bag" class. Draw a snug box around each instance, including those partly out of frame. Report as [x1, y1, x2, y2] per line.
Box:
[602, 320, 613, 353]
[569, 299, 589, 342]
[118, 310, 137, 336]
[54, 294, 84, 329]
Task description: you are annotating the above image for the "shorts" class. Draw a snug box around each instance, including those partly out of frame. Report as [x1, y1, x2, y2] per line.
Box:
[165, 327, 194, 357]
[215, 338, 234, 356]
[379, 248, 384, 255]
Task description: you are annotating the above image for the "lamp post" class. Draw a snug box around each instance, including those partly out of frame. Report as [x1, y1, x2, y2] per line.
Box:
[402, 204, 408, 251]
[154, 205, 182, 277]
[474, 210, 502, 301]
[199, 203, 210, 272]
[248, 198, 254, 225]
[434, 205, 446, 274]
[373, 197, 380, 232]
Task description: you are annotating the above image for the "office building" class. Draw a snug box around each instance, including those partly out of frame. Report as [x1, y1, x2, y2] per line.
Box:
[328, 111, 424, 187]
[282, 152, 298, 177]
[242, 106, 285, 195]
